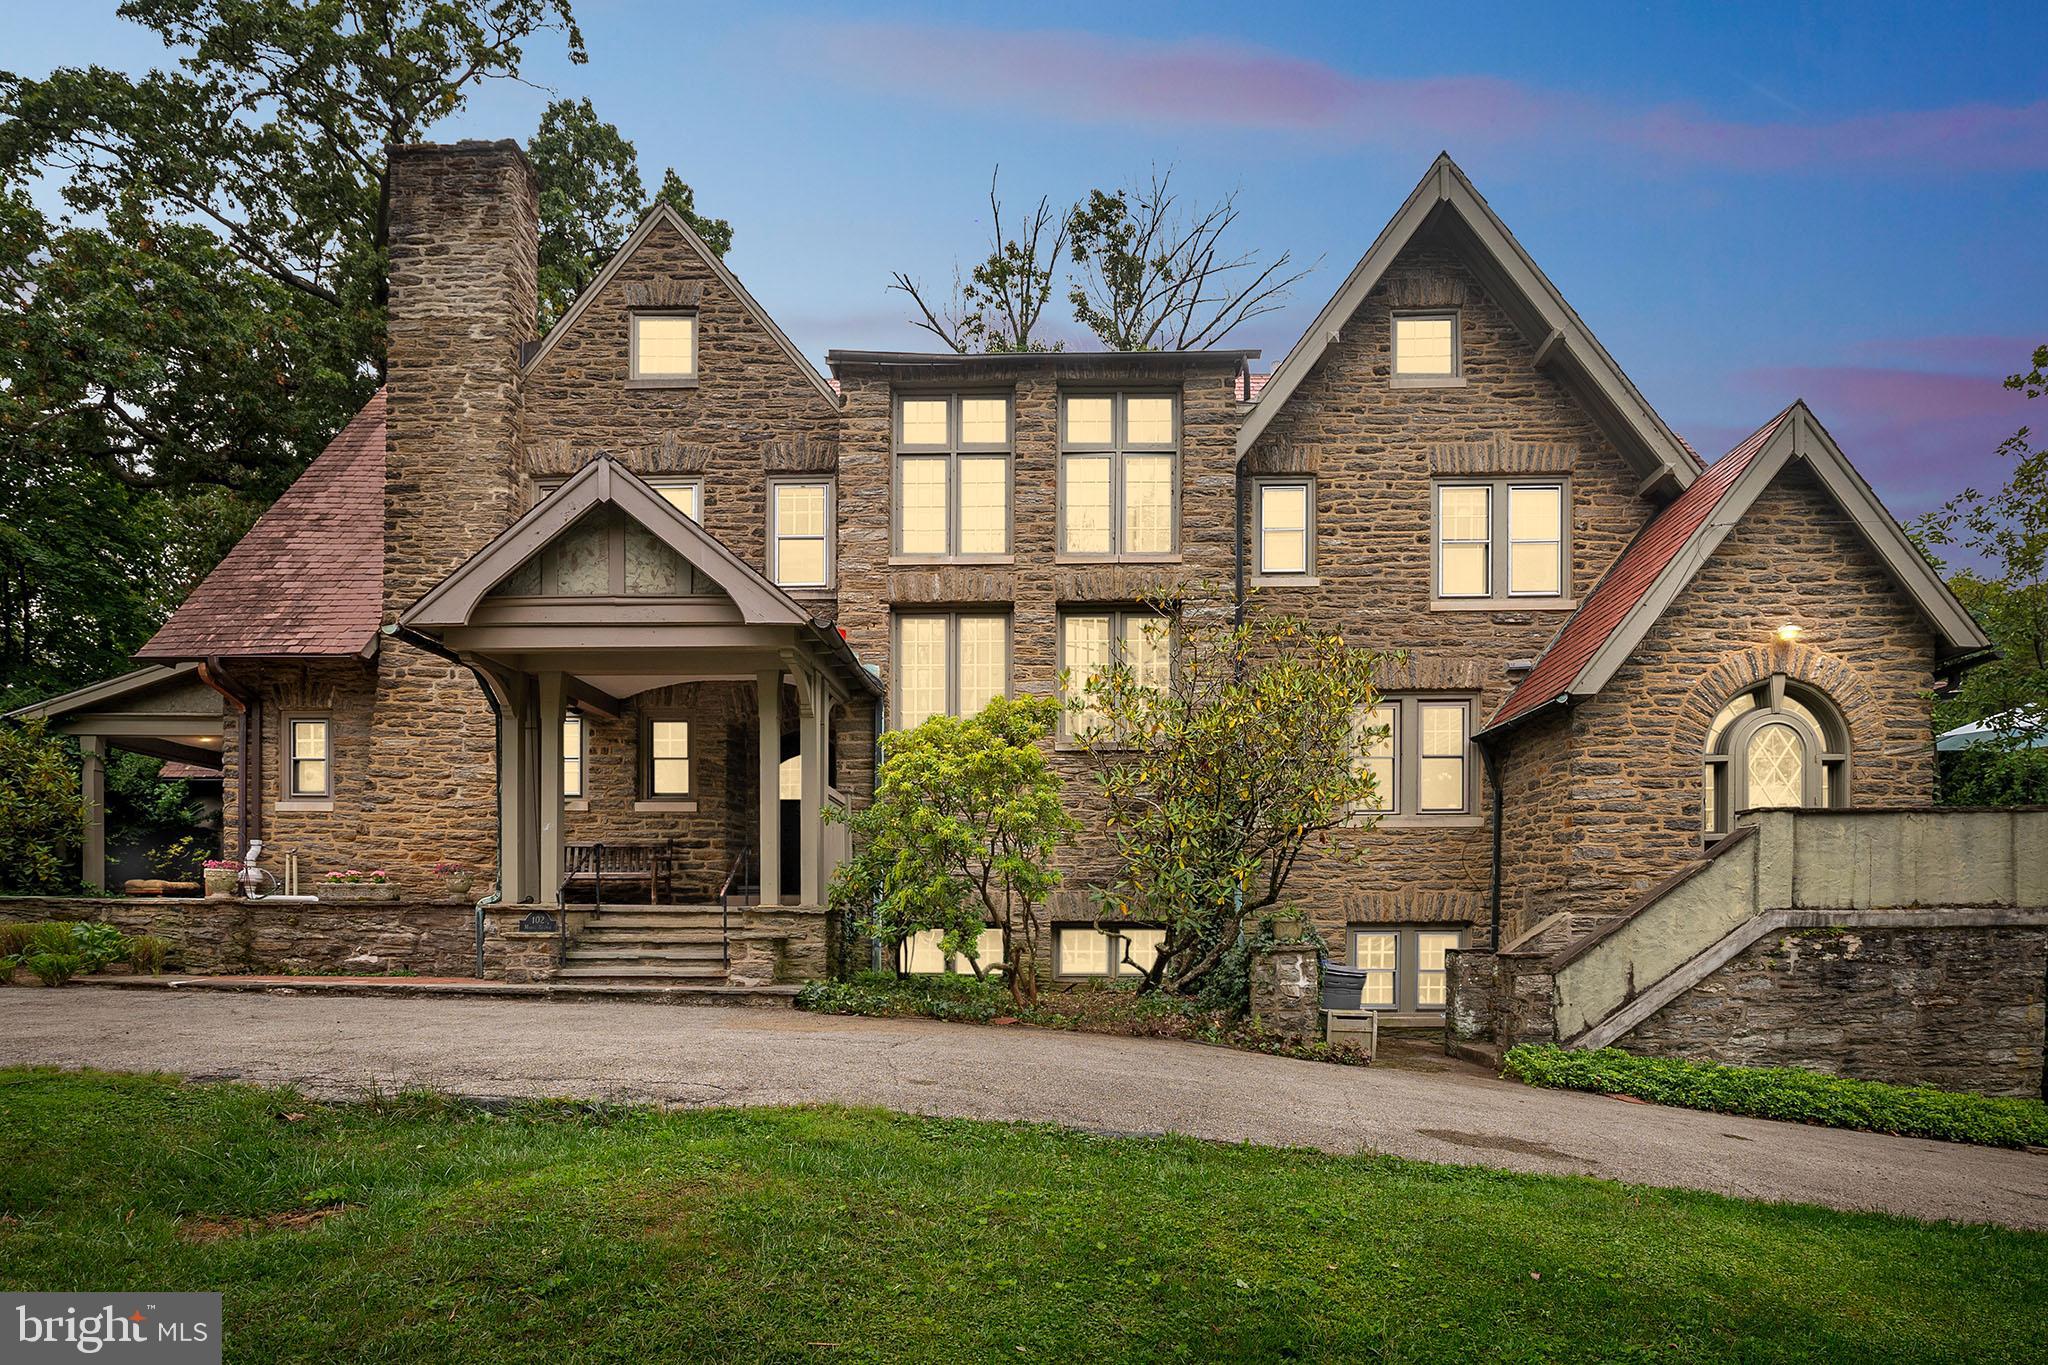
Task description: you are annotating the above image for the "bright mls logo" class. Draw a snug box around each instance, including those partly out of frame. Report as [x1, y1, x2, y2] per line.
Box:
[6, 1294, 220, 1362]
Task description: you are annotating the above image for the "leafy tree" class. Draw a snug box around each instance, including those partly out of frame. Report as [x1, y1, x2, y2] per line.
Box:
[1915, 343, 2048, 802]
[1065, 169, 1314, 351]
[528, 98, 731, 331]
[828, 694, 1075, 1006]
[1069, 602, 1384, 1000]
[889, 169, 1067, 353]
[0, 720, 85, 893]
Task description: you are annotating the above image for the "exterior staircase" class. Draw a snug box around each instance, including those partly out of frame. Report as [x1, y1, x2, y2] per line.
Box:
[555, 905, 731, 985]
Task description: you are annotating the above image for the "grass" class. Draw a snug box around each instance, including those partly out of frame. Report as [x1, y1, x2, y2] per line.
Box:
[1, 1071, 2044, 1362]
[1504, 1045, 2048, 1150]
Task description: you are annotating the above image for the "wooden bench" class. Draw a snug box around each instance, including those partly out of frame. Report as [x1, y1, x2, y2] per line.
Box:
[560, 842, 674, 906]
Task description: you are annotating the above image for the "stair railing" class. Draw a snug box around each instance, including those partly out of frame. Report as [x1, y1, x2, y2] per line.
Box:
[717, 850, 750, 968]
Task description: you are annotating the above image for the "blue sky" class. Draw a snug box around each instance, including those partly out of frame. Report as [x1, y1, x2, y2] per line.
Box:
[9, 1, 2045, 524]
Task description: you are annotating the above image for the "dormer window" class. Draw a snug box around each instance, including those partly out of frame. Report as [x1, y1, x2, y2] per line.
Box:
[629, 311, 698, 385]
[1392, 311, 1461, 386]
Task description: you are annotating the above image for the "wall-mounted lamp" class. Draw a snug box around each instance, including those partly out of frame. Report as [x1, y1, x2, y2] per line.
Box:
[1776, 624, 1804, 644]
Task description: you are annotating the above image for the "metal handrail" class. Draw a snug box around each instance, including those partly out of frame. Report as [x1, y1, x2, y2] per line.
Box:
[717, 850, 750, 967]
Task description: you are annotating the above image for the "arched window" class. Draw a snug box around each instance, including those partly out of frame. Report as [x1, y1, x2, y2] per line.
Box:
[1702, 676, 1848, 838]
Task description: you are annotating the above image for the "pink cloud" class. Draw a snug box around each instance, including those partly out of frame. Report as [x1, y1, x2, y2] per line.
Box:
[807, 23, 2048, 173]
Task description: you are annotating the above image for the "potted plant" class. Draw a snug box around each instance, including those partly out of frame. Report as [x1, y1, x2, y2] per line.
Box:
[202, 858, 239, 899]
[317, 869, 399, 904]
[433, 861, 476, 901]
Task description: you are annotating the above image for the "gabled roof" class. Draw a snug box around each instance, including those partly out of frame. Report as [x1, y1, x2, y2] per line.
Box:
[136, 392, 386, 660]
[525, 203, 840, 411]
[1482, 401, 1993, 734]
[4, 663, 210, 723]
[401, 455, 819, 631]
[1239, 154, 1699, 495]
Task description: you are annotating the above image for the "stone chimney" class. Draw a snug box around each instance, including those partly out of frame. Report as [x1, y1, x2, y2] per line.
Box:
[383, 139, 538, 613]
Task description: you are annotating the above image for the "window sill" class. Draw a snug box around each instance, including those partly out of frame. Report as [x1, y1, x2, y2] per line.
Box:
[275, 798, 334, 813]
[633, 799, 699, 813]
[781, 585, 837, 599]
[1053, 554, 1184, 566]
[1390, 374, 1467, 389]
[625, 376, 700, 390]
[564, 799, 589, 813]
[1429, 597, 1576, 613]
[1361, 813, 1485, 830]
[1250, 574, 1320, 588]
[888, 555, 1016, 568]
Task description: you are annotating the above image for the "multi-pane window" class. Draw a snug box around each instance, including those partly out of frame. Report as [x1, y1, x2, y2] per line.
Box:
[646, 719, 690, 797]
[770, 480, 832, 588]
[1702, 677, 1850, 839]
[286, 718, 329, 797]
[1060, 393, 1178, 557]
[1351, 696, 1473, 817]
[893, 613, 1010, 730]
[1434, 480, 1568, 602]
[1059, 610, 1173, 737]
[1256, 480, 1314, 577]
[895, 395, 1011, 558]
[1349, 926, 1467, 1011]
[1054, 925, 1167, 978]
[629, 312, 697, 382]
[1392, 312, 1458, 381]
[562, 714, 584, 799]
[899, 926, 1005, 975]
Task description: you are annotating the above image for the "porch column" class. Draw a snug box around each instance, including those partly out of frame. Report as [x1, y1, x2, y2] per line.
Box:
[799, 669, 826, 907]
[485, 669, 530, 905]
[78, 735, 106, 890]
[756, 670, 781, 906]
[537, 671, 565, 903]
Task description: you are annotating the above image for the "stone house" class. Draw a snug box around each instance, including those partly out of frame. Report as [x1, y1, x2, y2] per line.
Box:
[24, 141, 2000, 1022]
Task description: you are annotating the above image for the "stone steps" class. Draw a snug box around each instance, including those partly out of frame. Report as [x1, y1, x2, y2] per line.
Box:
[566, 944, 726, 964]
[553, 962, 729, 983]
[558, 904, 735, 984]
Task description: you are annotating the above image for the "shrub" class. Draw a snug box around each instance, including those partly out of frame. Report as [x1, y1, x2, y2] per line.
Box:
[124, 934, 171, 975]
[70, 922, 125, 972]
[0, 922, 34, 957]
[27, 922, 77, 954]
[1503, 1044, 2048, 1150]
[798, 971, 1010, 1024]
[25, 952, 83, 987]
[0, 719, 84, 892]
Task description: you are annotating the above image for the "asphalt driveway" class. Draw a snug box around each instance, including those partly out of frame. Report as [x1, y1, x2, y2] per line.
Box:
[2, 987, 2042, 1229]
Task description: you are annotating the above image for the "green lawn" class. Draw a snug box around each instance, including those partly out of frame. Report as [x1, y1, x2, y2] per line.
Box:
[0, 1070, 2042, 1363]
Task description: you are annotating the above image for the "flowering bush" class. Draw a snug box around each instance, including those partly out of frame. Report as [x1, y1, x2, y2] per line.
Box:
[203, 858, 240, 870]
[321, 869, 390, 884]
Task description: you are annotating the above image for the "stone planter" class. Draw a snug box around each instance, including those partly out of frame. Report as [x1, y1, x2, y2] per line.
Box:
[436, 875, 477, 903]
[203, 868, 237, 899]
[317, 881, 400, 904]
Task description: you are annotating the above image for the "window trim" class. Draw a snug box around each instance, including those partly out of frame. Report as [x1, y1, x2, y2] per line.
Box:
[896, 925, 1006, 975]
[1390, 309, 1465, 388]
[640, 713, 693, 800]
[1348, 924, 1469, 1013]
[1057, 606, 1176, 743]
[767, 477, 835, 590]
[1252, 477, 1317, 581]
[627, 309, 700, 387]
[1431, 477, 1573, 609]
[283, 713, 332, 801]
[1352, 694, 1477, 824]
[891, 392, 1015, 562]
[1702, 675, 1851, 841]
[1056, 390, 1182, 562]
[562, 712, 585, 800]
[889, 611, 1014, 730]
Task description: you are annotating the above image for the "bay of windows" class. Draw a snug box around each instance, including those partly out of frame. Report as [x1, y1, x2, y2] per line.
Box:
[1059, 392, 1178, 557]
[895, 394, 1012, 559]
[893, 613, 1011, 730]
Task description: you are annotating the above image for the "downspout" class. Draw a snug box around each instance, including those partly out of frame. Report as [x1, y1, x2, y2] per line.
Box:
[196, 658, 255, 850]
[1477, 737, 1505, 951]
[382, 623, 502, 978]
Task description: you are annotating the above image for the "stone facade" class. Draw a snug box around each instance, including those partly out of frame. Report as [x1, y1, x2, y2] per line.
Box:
[1247, 933, 1322, 1042]
[1619, 923, 2047, 1097]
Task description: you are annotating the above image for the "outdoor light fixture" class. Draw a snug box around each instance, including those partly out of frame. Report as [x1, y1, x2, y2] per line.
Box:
[1776, 624, 1804, 643]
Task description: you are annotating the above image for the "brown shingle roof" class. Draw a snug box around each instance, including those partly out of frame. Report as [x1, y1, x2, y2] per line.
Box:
[137, 392, 385, 660]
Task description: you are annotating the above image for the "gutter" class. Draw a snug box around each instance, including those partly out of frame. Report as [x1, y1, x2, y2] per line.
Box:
[196, 658, 257, 851]
[383, 623, 502, 978]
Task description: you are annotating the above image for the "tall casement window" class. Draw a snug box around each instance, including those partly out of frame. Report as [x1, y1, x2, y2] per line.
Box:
[1059, 609, 1173, 737]
[1702, 676, 1849, 839]
[769, 480, 833, 588]
[1254, 479, 1315, 578]
[644, 718, 691, 798]
[1349, 926, 1467, 1011]
[562, 714, 584, 799]
[893, 613, 1011, 730]
[285, 717, 330, 798]
[1391, 311, 1461, 385]
[1351, 696, 1474, 818]
[1433, 480, 1569, 604]
[628, 311, 698, 384]
[1059, 392, 1179, 558]
[895, 394, 1012, 559]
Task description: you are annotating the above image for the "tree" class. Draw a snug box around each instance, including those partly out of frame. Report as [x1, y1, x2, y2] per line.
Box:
[889, 169, 1067, 353]
[1069, 602, 1384, 1000]
[528, 98, 731, 331]
[828, 694, 1076, 1006]
[0, 720, 84, 893]
[1065, 169, 1314, 351]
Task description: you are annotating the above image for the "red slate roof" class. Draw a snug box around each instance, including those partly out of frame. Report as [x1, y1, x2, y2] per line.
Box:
[137, 392, 386, 660]
[1485, 406, 1793, 730]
